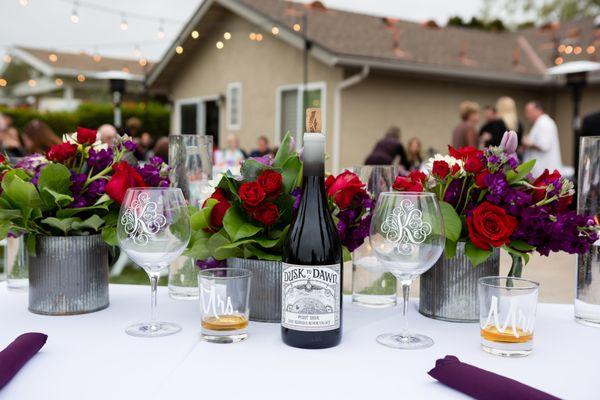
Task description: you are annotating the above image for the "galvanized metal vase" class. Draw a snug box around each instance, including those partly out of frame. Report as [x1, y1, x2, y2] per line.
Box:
[227, 257, 281, 323]
[419, 243, 499, 322]
[28, 235, 110, 315]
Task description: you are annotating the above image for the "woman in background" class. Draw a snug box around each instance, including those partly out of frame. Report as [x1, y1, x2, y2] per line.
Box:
[405, 137, 423, 171]
[496, 96, 523, 145]
[22, 119, 61, 154]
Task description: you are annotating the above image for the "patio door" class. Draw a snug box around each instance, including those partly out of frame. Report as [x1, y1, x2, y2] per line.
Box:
[177, 97, 220, 148]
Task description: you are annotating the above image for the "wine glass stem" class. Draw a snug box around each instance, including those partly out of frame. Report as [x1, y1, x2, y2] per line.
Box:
[149, 272, 160, 329]
[399, 279, 412, 340]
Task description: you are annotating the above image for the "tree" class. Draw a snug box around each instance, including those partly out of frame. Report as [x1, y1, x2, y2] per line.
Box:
[484, 0, 600, 24]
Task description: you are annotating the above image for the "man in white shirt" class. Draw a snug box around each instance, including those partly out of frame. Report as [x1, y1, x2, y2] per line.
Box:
[522, 101, 565, 177]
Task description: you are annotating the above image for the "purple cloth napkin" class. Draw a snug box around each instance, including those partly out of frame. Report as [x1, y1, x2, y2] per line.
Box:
[428, 355, 560, 400]
[0, 333, 47, 390]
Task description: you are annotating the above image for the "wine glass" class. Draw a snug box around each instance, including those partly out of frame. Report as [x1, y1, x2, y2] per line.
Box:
[369, 192, 445, 349]
[117, 187, 191, 337]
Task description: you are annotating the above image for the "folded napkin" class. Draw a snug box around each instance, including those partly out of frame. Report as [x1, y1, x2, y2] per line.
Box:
[0, 333, 47, 390]
[428, 355, 560, 400]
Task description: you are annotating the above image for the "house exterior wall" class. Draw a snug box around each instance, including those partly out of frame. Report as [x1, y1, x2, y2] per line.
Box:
[168, 11, 343, 158]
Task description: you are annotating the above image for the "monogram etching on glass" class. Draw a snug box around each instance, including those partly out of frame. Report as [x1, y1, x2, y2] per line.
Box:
[381, 199, 432, 255]
[121, 192, 167, 245]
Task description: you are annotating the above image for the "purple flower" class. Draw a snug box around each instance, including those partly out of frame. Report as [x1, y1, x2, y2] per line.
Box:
[291, 187, 301, 210]
[69, 171, 106, 208]
[196, 258, 226, 271]
[137, 161, 169, 188]
[87, 148, 114, 171]
[443, 178, 464, 208]
[501, 130, 518, 154]
[252, 155, 274, 167]
[124, 140, 137, 152]
[70, 171, 87, 194]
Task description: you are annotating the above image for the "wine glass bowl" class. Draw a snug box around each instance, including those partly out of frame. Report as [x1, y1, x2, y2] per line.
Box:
[369, 191, 445, 349]
[117, 187, 191, 337]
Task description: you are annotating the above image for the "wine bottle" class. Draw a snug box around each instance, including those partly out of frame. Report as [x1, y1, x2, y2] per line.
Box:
[281, 108, 343, 349]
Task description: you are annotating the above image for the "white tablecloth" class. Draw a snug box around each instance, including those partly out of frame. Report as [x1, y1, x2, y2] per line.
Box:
[1, 283, 598, 400]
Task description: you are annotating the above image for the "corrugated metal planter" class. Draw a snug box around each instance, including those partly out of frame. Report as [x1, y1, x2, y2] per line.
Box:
[419, 243, 499, 322]
[227, 257, 281, 323]
[28, 235, 109, 315]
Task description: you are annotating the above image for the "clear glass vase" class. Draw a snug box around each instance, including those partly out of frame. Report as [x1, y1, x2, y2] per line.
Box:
[5, 235, 28, 292]
[575, 136, 600, 326]
[351, 165, 398, 307]
[168, 256, 199, 300]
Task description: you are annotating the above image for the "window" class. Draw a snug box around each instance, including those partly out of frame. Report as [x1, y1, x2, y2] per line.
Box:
[175, 96, 220, 147]
[276, 83, 326, 146]
[180, 103, 198, 134]
[226, 82, 242, 131]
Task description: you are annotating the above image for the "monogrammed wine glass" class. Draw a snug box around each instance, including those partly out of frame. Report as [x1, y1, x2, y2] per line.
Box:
[369, 192, 445, 349]
[117, 187, 191, 337]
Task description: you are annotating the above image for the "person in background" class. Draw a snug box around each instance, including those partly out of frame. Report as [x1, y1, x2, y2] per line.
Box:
[249, 136, 272, 158]
[214, 134, 245, 172]
[479, 105, 499, 147]
[152, 137, 169, 163]
[0, 114, 26, 158]
[364, 126, 410, 171]
[522, 101, 564, 176]
[97, 124, 118, 145]
[405, 137, 423, 171]
[495, 96, 523, 145]
[581, 110, 600, 137]
[22, 119, 61, 154]
[452, 101, 480, 149]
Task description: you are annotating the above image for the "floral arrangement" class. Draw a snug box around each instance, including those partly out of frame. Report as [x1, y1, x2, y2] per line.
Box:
[393, 131, 599, 277]
[0, 127, 169, 248]
[189, 134, 371, 267]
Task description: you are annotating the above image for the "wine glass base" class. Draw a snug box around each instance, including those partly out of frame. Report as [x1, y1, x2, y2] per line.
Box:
[126, 322, 182, 338]
[376, 332, 433, 349]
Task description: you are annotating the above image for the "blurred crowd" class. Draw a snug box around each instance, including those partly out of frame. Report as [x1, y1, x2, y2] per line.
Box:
[363, 96, 590, 178]
[0, 115, 168, 163]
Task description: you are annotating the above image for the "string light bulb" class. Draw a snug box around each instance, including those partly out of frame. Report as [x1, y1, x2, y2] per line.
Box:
[55, 78, 63, 86]
[249, 32, 256, 40]
[139, 58, 148, 67]
[19, 0, 29, 6]
[175, 45, 183, 54]
[216, 41, 224, 49]
[565, 45, 573, 54]
[28, 79, 37, 87]
[70, 2, 80, 24]
[293, 23, 301, 32]
[191, 30, 199, 39]
[587, 45, 596, 54]
[49, 53, 58, 63]
[3, 55, 12, 64]
[271, 26, 279, 35]
[555, 56, 563, 65]
[0, 78, 7, 87]
[122, 67, 130, 73]
[256, 33, 263, 41]
[92, 53, 101, 62]
[120, 13, 128, 31]
[157, 20, 165, 39]
[77, 74, 85, 82]
[557, 44, 565, 53]
[224, 32, 231, 40]
[573, 46, 582, 55]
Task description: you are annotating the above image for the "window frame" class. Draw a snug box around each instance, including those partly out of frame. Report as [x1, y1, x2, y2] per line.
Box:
[226, 82, 242, 131]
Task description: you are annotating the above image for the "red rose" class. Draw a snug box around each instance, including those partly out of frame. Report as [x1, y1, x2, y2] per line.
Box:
[432, 160, 450, 179]
[203, 188, 227, 207]
[238, 182, 266, 207]
[326, 170, 366, 209]
[451, 163, 461, 176]
[467, 202, 518, 250]
[47, 142, 78, 163]
[448, 145, 481, 160]
[210, 200, 231, 227]
[531, 169, 562, 203]
[325, 175, 335, 191]
[392, 176, 423, 192]
[409, 170, 427, 184]
[475, 170, 489, 188]
[464, 154, 484, 173]
[105, 161, 147, 204]
[257, 170, 283, 197]
[251, 202, 279, 225]
[0, 154, 5, 164]
[76, 127, 97, 145]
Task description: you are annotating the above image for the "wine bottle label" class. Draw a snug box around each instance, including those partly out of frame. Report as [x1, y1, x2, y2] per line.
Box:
[281, 263, 341, 331]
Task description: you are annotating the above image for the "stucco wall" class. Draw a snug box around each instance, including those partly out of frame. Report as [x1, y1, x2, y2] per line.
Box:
[168, 10, 342, 158]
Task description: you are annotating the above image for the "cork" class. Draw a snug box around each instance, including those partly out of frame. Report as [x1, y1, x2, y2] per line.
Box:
[306, 108, 322, 133]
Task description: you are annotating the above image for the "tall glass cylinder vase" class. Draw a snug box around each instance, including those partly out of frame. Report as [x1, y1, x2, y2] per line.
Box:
[575, 136, 600, 326]
[168, 134, 214, 300]
[5, 235, 28, 292]
[351, 165, 398, 308]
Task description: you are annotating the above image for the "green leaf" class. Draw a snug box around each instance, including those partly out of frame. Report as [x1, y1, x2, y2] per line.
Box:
[506, 159, 535, 183]
[217, 175, 240, 201]
[37, 163, 72, 195]
[0, 209, 22, 220]
[101, 226, 118, 246]
[190, 199, 217, 231]
[56, 203, 110, 218]
[41, 188, 74, 208]
[4, 176, 44, 209]
[504, 245, 530, 264]
[273, 132, 292, 168]
[465, 241, 492, 266]
[242, 244, 281, 261]
[281, 155, 302, 194]
[444, 239, 458, 259]
[71, 214, 105, 232]
[240, 159, 270, 180]
[439, 201, 462, 242]
[1, 169, 30, 193]
[222, 206, 262, 242]
[509, 240, 535, 252]
[41, 217, 79, 235]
